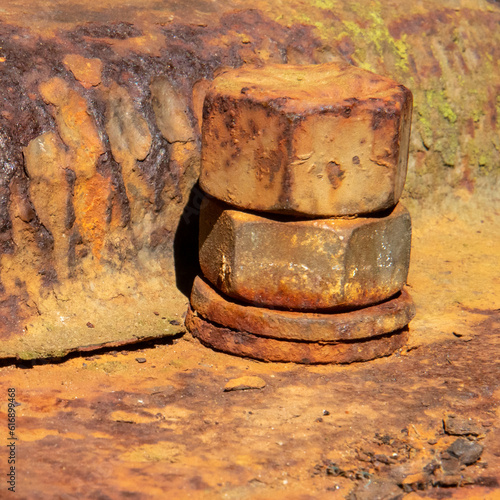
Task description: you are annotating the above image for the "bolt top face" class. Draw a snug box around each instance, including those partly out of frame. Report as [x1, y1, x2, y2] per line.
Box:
[208, 63, 404, 113]
[201, 62, 413, 217]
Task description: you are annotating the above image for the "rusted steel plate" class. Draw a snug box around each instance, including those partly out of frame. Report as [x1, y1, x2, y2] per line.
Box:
[199, 197, 412, 310]
[0, 8, 327, 359]
[185, 307, 409, 364]
[200, 62, 412, 217]
[190, 276, 415, 342]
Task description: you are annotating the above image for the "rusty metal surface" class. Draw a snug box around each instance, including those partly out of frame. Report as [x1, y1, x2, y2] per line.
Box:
[0, 199, 498, 498]
[200, 62, 412, 216]
[0, 0, 498, 360]
[186, 307, 409, 364]
[0, 5, 323, 358]
[0, 0, 497, 497]
[190, 276, 416, 342]
[0, 303, 498, 499]
[199, 197, 412, 310]
[0, 200, 494, 498]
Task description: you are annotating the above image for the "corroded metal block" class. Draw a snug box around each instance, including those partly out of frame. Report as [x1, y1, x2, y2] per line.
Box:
[185, 307, 408, 364]
[190, 276, 415, 342]
[199, 198, 412, 310]
[201, 62, 412, 216]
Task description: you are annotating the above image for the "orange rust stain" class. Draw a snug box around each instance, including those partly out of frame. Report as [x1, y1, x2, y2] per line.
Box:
[39, 77, 104, 179]
[109, 184, 126, 230]
[104, 28, 167, 57]
[74, 174, 113, 260]
[63, 54, 103, 88]
[192, 78, 212, 135]
[0, 294, 31, 340]
[459, 163, 475, 194]
[61, 95, 103, 178]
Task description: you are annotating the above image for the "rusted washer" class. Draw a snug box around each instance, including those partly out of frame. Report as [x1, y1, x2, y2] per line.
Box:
[201, 62, 412, 217]
[185, 307, 409, 364]
[199, 197, 412, 310]
[190, 276, 415, 342]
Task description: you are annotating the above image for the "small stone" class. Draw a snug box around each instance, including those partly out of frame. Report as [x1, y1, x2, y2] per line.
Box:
[357, 451, 372, 463]
[374, 454, 391, 465]
[223, 376, 266, 392]
[348, 479, 403, 500]
[169, 319, 180, 325]
[323, 410, 330, 416]
[432, 474, 462, 487]
[135, 357, 147, 363]
[443, 414, 482, 436]
[401, 472, 430, 492]
[86, 322, 94, 328]
[201, 62, 412, 217]
[440, 454, 461, 475]
[324, 461, 343, 476]
[447, 438, 483, 465]
[199, 197, 412, 310]
[452, 331, 473, 342]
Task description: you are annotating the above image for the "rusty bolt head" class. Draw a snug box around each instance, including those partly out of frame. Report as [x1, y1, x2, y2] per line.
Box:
[185, 307, 409, 364]
[199, 197, 412, 311]
[201, 62, 412, 216]
[190, 276, 415, 342]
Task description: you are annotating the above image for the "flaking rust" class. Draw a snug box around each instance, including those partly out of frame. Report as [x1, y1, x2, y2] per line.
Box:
[186, 307, 410, 365]
[0, 10, 326, 357]
[188, 62, 415, 363]
[190, 276, 415, 343]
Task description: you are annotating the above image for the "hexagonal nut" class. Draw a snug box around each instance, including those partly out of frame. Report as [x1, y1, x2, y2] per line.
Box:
[199, 197, 412, 311]
[201, 62, 412, 216]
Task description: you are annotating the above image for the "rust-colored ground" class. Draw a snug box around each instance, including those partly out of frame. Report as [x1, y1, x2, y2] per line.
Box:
[1, 0, 500, 360]
[0, 192, 498, 499]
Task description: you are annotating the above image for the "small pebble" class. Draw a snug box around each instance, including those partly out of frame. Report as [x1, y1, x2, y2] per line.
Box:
[224, 376, 266, 392]
[135, 357, 147, 364]
[444, 414, 482, 436]
[447, 438, 483, 465]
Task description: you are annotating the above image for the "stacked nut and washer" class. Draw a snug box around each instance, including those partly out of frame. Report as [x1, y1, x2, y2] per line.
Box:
[185, 62, 416, 364]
